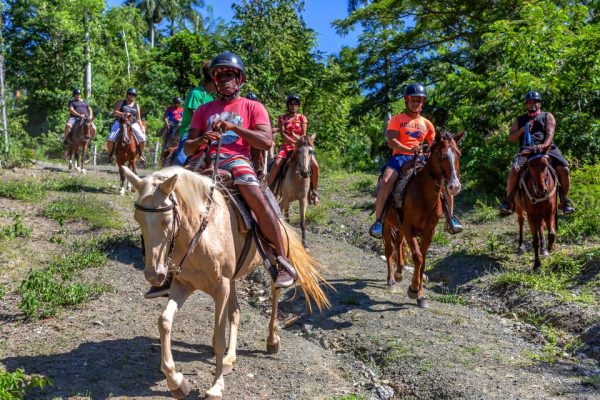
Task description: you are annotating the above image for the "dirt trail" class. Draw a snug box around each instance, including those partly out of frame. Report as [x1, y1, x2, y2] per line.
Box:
[0, 162, 598, 399]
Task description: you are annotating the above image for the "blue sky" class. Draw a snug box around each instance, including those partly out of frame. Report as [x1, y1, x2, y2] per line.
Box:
[105, 0, 360, 55]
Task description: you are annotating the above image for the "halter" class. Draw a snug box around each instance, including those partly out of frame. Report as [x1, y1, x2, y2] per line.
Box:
[134, 192, 212, 275]
[519, 155, 557, 204]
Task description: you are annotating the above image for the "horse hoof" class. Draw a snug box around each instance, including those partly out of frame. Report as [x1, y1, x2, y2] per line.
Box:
[417, 297, 429, 308]
[394, 272, 403, 282]
[170, 377, 190, 399]
[266, 341, 280, 354]
[222, 363, 234, 376]
[386, 278, 396, 286]
[407, 286, 419, 300]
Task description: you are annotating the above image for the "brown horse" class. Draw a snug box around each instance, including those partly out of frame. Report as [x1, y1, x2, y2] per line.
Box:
[276, 135, 315, 249]
[160, 122, 180, 166]
[115, 114, 138, 195]
[383, 130, 464, 307]
[66, 117, 95, 172]
[514, 150, 558, 270]
[121, 165, 329, 399]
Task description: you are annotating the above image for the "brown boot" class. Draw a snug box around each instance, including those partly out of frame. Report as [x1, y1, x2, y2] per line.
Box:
[274, 255, 297, 288]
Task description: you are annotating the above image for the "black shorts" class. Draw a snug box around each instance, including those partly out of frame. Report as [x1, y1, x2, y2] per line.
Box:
[548, 147, 569, 168]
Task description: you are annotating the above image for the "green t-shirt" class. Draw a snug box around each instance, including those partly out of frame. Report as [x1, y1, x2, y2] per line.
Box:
[179, 86, 214, 138]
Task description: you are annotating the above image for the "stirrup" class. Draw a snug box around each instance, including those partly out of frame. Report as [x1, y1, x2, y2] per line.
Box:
[369, 220, 383, 239]
[498, 201, 514, 217]
[559, 200, 575, 215]
[445, 216, 464, 235]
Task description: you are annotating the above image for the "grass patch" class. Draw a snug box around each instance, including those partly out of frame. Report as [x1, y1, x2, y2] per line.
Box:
[42, 195, 123, 229]
[431, 293, 467, 305]
[18, 237, 111, 319]
[382, 341, 410, 366]
[351, 176, 376, 195]
[560, 165, 600, 242]
[0, 368, 52, 399]
[0, 180, 46, 202]
[46, 176, 107, 193]
[526, 325, 581, 363]
[0, 214, 32, 240]
[305, 203, 330, 226]
[466, 199, 500, 224]
[0, 284, 6, 300]
[432, 229, 450, 246]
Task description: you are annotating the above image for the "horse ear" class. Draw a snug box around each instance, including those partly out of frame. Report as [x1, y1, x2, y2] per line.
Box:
[121, 166, 142, 190]
[454, 130, 465, 142]
[158, 174, 178, 196]
[309, 133, 316, 142]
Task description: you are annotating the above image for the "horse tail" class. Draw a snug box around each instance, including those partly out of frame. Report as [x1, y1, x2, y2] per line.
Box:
[281, 221, 332, 312]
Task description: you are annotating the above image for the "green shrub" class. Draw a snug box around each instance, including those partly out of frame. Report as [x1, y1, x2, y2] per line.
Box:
[559, 165, 600, 242]
[0, 368, 52, 399]
[0, 180, 46, 202]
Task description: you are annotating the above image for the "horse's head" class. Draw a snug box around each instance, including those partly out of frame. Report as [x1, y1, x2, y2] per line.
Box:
[122, 165, 179, 286]
[81, 117, 94, 140]
[293, 134, 314, 178]
[525, 152, 551, 197]
[429, 130, 464, 195]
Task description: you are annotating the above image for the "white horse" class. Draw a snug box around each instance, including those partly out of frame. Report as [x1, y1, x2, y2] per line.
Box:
[122, 165, 329, 399]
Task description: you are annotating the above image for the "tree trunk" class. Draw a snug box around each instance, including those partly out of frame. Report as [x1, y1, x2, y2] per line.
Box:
[150, 21, 155, 48]
[84, 12, 92, 98]
[0, 10, 8, 153]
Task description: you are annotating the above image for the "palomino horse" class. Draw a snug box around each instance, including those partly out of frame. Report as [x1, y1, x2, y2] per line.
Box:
[66, 117, 95, 172]
[275, 134, 315, 249]
[383, 131, 464, 307]
[514, 149, 558, 270]
[115, 114, 138, 195]
[121, 165, 329, 400]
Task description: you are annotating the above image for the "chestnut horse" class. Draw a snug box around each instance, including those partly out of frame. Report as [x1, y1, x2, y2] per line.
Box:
[276, 135, 315, 249]
[514, 150, 558, 270]
[383, 131, 464, 307]
[121, 165, 329, 400]
[66, 117, 95, 172]
[115, 114, 138, 195]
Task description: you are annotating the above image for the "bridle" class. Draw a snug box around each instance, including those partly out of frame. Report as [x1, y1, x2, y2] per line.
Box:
[134, 193, 211, 274]
[519, 154, 557, 204]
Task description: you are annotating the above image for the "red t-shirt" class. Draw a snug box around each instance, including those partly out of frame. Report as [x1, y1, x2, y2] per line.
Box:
[387, 113, 435, 155]
[190, 97, 271, 158]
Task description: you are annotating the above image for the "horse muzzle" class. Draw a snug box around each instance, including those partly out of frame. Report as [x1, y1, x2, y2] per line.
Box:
[144, 265, 168, 286]
[446, 180, 462, 196]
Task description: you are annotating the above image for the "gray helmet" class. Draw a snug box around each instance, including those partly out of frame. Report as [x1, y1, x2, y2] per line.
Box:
[72, 88, 81, 95]
[404, 83, 427, 97]
[209, 52, 246, 84]
[126, 88, 137, 96]
[286, 93, 301, 105]
[172, 96, 182, 104]
[245, 92, 258, 101]
[524, 91, 542, 102]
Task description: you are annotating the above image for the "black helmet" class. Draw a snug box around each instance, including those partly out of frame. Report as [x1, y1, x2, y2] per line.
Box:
[172, 96, 182, 104]
[245, 92, 258, 101]
[404, 83, 427, 97]
[72, 88, 81, 95]
[286, 93, 301, 104]
[524, 91, 542, 102]
[126, 88, 137, 96]
[209, 51, 246, 84]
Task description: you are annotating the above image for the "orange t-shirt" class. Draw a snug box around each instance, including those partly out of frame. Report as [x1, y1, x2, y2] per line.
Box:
[387, 113, 435, 155]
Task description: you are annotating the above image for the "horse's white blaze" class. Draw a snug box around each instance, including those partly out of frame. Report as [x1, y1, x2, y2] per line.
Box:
[446, 148, 461, 195]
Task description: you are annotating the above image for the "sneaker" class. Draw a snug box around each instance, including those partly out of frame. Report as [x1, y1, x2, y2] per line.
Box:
[369, 220, 383, 239]
[560, 202, 575, 215]
[139, 154, 146, 163]
[498, 201, 514, 216]
[144, 276, 172, 299]
[445, 216, 464, 235]
[274, 256, 297, 288]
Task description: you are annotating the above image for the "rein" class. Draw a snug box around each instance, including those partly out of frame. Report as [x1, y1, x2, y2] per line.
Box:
[519, 161, 558, 205]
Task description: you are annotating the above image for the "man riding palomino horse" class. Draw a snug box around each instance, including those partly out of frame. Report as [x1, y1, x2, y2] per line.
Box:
[144, 51, 298, 298]
[63, 88, 96, 145]
[369, 83, 463, 239]
[267, 93, 320, 205]
[106, 88, 147, 163]
[499, 91, 575, 216]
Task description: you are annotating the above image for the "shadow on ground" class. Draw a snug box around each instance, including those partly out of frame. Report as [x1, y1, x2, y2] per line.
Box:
[427, 251, 503, 290]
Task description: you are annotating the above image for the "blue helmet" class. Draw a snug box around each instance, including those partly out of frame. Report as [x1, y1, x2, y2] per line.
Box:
[404, 83, 427, 97]
[524, 91, 542, 102]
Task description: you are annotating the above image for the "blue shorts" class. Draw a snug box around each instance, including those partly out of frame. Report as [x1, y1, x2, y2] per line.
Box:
[383, 154, 414, 174]
[172, 135, 189, 166]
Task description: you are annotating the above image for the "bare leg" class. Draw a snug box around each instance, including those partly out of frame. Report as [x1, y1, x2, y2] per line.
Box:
[374, 168, 398, 220]
[159, 280, 193, 398]
[139, 141, 146, 162]
[267, 157, 283, 187]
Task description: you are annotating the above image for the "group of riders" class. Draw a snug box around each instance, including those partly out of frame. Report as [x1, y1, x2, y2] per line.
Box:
[62, 51, 575, 297]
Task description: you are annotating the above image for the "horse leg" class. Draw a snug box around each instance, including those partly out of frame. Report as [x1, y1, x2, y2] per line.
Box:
[222, 280, 239, 376]
[517, 207, 526, 254]
[406, 235, 422, 302]
[527, 216, 541, 271]
[266, 286, 282, 354]
[415, 229, 435, 308]
[546, 208, 557, 253]
[540, 220, 549, 257]
[299, 197, 308, 249]
[159, 280, 193, 399]
[383, 221, 396, 285]
[395, 235, 406, 282]
[281, 196, 290, 223]
[118, 164, 126, 196]
[206, 280, 230, 400]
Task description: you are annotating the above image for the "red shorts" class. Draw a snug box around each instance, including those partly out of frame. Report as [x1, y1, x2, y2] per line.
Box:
[275, 144, 295, 160]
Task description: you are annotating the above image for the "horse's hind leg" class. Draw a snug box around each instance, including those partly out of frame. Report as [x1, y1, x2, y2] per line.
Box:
[517, 207, 526, 254]
[159, 280, 193, 399]
[414, 228, 434, 308]
[223, 280, 239, 376]
[395, 234, 406, 282]
[383, 221, 396, 285]
[266, 286, 282, 354]
[545, 212, 557, 253]
[528, 217, 541, 271]
[207, 281, 230, 399]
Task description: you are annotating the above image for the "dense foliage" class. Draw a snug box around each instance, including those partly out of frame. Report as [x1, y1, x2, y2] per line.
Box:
[1, 0, 598, 191]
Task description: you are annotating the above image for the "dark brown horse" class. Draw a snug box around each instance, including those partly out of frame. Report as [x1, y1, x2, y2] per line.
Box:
[115, 114, 138, 195]
[383, 130, 464, 307]
[514, 150, 558, 270]
[160, 122, 180, 166]
[66, 117, 95, 172]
